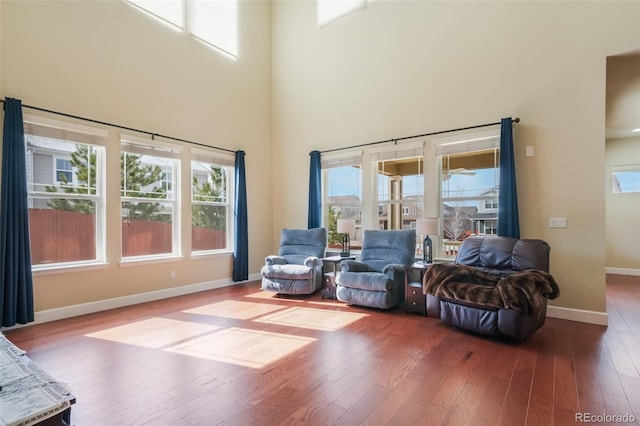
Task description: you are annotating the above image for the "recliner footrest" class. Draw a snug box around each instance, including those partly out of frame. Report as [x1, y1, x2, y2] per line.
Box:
[440, 300, 500, 337]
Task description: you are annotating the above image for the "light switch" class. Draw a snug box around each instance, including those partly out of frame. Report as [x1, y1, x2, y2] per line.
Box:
[525, 146, 534, 157]
[549, 217, 567, 228]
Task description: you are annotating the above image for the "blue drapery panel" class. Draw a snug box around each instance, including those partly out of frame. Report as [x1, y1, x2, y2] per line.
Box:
[1, 98, 34, 326]
[233, 150, 248, 282]
[308, 150, 321, 229]
[497, 117, 520, 239]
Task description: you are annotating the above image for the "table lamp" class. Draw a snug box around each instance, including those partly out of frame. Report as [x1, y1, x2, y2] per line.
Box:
[337, 219, 355, 257]
[416, 218, 439, 264]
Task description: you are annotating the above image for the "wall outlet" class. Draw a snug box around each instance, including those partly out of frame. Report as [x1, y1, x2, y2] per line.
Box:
[549, 217, 567, 228]
[170, 270, 176, 279]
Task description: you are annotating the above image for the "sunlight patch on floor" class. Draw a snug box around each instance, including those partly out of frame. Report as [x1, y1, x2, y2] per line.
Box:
[243, 290, 306, 303]
[182, 300, 286, 320]
[85, 317, 221, 349]
[165, 327, 316, 368]
[254, 307, 369, 331]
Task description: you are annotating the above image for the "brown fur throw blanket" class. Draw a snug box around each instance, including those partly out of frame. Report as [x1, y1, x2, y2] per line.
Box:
[423, 263, 560, 320]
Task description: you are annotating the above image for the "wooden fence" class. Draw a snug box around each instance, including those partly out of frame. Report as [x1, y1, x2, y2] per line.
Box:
[29, 209, 226, 264]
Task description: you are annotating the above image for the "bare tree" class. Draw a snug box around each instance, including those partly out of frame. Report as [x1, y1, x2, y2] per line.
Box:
[443, 202, 470, 241]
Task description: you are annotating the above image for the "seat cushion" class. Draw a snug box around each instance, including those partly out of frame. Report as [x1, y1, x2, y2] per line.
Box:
[335, 286, 399, 309]
[261, 264, 313, 280]
[336, 271, 393, 292]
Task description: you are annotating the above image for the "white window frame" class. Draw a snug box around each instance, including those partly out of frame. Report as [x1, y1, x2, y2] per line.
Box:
[120, 134, 182, 261]
[191, 148, 235, 255]
[24, 114, 107, 271]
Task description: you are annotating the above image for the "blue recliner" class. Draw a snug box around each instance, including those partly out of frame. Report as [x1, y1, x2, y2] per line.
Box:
[336, 229, 416, 309]
[261, 228, 327, 295]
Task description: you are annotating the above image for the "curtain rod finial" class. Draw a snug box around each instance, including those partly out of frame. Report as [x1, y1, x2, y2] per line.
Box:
[513, 117, 520, 124]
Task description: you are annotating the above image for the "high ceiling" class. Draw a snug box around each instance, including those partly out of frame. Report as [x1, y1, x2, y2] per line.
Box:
[606, 49, 640, 140]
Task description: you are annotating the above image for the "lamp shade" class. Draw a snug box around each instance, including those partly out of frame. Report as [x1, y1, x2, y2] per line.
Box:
[416, 218, 438, 235]
[337, 218, 356, 235]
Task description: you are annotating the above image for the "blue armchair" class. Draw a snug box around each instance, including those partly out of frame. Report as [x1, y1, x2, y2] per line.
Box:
[261, 228, 327, 295]
[336, 229, 416, 309]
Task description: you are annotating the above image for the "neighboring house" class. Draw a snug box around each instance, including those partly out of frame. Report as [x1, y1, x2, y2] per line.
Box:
[26, 136, 74, 209]
[469, 188, 498, 235]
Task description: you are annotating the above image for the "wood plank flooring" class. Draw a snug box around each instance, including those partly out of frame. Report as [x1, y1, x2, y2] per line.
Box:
[3, 274, 639, 426]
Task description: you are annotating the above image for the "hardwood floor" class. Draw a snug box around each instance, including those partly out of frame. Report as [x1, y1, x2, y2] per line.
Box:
[4, 275, 639, 426]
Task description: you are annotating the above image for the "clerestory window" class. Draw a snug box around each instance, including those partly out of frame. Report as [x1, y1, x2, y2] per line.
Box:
[126, 0, 238, 57]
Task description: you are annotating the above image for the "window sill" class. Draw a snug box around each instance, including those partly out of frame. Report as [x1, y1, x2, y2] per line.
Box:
[119, 255, 184, 267]
[32, 261, 109, 276]
[190, 250, 233, 260]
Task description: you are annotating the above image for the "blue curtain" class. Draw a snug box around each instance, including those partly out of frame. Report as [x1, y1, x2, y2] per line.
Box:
[232, 150, 248, 282]
[1, 98, 34, 327]
[308, 150, 321, 229]
[497, 117, 520, 239]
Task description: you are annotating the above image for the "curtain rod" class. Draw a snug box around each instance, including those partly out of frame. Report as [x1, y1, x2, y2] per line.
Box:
[320, 117, 520, 154]
[1, 98, 236, 154]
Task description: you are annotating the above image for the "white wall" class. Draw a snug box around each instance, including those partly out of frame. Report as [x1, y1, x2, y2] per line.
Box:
[605, 53, 640, 274]
[606, 136, 640, 272]
[272, 0, 640, 316]
[0, 0, 273, 312]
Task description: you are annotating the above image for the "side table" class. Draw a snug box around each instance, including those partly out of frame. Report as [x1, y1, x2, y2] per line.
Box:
[321, 255, 355, 299]
[405, 262, 430, 315]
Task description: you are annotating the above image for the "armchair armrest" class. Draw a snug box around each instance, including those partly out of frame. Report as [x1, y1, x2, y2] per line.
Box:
[383, 263, 406, 277]
[265, 255, 287, 266]
[341, 260, 369, 273]
[304, 256, 323, 268]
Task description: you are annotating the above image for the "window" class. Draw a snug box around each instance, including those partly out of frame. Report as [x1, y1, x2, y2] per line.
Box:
[191, 149, 234, 253]
[322, 144, 424, 255]
[54, 158, 73, 183]
[126, 0, 238, 57]
[320, 130, 501, 261]
[437, 133, 500, 258]
[613, 165, 640, 193]
[373, 143, 424, 233]
[323, 151, 362, 250]
[121, 135, 181, 259]
[484, 199, 498, 209]
[24, 115, 107, 268]
[190, 0, 237, 57]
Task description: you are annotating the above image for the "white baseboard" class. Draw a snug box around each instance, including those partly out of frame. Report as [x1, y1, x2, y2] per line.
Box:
[546, 305, 608, 326]
[16, 273, 262, 328]
[605, 267, 640, 276]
